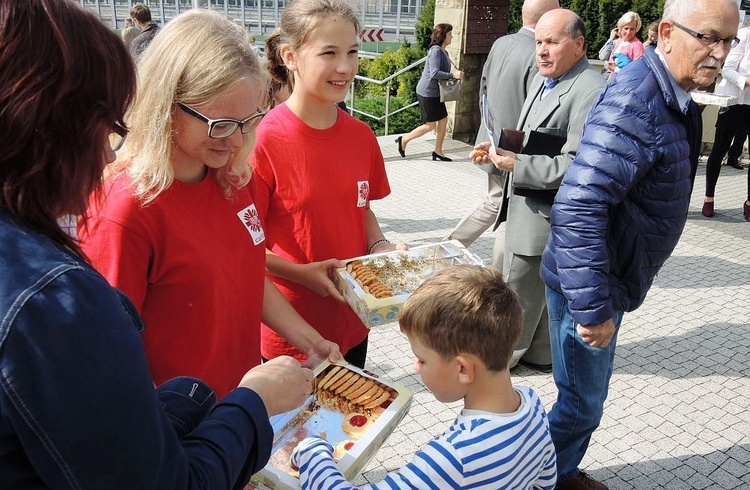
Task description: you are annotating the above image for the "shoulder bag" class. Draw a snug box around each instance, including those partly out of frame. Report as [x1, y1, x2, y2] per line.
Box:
[437, 53, 462, 102]
[438, 78, 462, 102]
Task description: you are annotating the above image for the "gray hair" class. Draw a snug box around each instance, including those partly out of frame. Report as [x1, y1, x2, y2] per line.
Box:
[662, 0, 733, 23]
[565, 11, 586, 43]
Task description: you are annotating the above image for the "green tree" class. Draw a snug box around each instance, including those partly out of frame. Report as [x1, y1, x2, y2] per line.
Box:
[414, 0, 435, 50]
[362, 41, 424, 98]
[508, 0, 666, 58]
[348, 0, 434, 135]
[509, 0, 573, 32]
[509, 0, 523, 33]
[568, 0, 599, 56]
[631, 0, 666, 37]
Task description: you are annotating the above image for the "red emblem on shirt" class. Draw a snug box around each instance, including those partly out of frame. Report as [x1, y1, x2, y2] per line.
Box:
[357, 181, 369, 207]
[236, 203, 265, 245]
[242, 207, 262, 233]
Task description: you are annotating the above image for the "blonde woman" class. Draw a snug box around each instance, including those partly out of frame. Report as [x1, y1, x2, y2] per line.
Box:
[598, 11, 644, 76]
[79, 9, 339, 399]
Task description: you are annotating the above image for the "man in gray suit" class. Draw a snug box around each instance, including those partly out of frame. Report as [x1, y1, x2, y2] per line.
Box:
[448, 0, 559, 270]
[472, 8, 605, 371]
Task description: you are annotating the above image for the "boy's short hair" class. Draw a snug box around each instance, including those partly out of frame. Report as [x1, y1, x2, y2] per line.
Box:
[399, 264, 523, 372]
[130, 3, 151, 24]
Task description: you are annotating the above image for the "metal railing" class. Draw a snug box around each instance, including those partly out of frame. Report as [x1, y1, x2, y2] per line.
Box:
[347, 56, 426, 136]
[80, 0, 423, 39]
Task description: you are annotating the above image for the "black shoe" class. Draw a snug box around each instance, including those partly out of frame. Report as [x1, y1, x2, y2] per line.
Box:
[395, 136, 405, 158]
[727, 159, 743, 169]
[518, 359, 553, 373]
[432, 151, 452, 162]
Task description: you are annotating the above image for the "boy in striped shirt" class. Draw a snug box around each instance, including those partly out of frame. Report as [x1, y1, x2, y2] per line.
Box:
[292, 264, 557, 489]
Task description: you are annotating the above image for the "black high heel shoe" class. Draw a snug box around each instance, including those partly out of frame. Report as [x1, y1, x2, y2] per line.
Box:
[395, 136, 405, 158]
[432, 151, 452, 162]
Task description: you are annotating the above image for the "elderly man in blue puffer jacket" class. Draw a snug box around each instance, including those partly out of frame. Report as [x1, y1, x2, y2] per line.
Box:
[539, 0, 740, 489]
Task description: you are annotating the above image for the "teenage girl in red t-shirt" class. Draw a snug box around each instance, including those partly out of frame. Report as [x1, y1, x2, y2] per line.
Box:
[253, 0, 407, 368]
[79, 10, 339, 400]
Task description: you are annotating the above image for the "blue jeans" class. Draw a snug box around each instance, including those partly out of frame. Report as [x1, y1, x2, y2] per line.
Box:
[545, 286, 624, 479]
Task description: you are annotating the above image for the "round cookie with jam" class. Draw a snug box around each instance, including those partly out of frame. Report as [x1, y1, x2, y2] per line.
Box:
[342, 412, 372, 436]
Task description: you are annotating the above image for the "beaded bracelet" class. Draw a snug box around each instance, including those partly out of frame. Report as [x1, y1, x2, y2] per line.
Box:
[367, 238, 390, 254]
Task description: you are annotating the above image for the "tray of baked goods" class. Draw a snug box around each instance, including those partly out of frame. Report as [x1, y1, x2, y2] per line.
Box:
[690, 91, 737, 107]
[249, 360, 412, 490]
[331, 240, 484, 328]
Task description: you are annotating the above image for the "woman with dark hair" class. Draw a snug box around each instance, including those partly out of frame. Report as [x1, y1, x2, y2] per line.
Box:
[395, 23, 463, 161]
[0, 0, 313, 487]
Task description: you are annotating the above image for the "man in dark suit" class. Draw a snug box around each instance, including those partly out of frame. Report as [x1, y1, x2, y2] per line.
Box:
[448, 0, 559, 270]
[472, 9, 605, 373]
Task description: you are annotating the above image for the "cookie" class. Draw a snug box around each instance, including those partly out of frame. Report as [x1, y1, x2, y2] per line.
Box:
[342, 412, 371, 436]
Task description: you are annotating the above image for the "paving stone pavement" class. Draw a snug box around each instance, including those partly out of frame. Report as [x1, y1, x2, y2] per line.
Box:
[350, 132, 750, 489]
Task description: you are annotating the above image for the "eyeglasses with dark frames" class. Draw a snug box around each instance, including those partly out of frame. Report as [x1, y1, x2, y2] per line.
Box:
[672, 21, 740, 50]
[108, 122, 128, 152]
[176, 102, 266, 139]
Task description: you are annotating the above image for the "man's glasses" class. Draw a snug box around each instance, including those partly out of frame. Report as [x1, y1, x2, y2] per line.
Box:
[109, 122, 128, 152]
[176, 102, 266, 139]
[672, 21, 739, 50]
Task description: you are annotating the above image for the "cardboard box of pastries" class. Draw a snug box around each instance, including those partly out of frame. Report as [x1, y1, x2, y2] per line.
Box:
[690, 91, 737, 107]
[331, 240, 484, 328]
[249, 360, 413, 490]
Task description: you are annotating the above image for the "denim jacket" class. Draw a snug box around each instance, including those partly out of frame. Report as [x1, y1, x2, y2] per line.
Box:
[0, 209, 272, 489]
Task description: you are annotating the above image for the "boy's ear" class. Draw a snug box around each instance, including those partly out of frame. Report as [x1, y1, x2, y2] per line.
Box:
[455, 354, 476, 385]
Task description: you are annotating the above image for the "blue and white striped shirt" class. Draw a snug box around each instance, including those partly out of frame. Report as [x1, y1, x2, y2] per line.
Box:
[292, 386, 557, 490]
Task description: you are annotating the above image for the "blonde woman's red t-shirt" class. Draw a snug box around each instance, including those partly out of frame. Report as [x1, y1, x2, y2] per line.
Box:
[79, 169, 267, 398]
[252, 104, 390, 361]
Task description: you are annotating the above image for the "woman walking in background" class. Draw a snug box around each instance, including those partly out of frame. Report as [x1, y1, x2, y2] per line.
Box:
[395, 23, 463, 162]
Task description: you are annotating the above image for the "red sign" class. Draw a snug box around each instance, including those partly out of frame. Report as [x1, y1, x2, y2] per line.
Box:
[359, 28, 384, 42]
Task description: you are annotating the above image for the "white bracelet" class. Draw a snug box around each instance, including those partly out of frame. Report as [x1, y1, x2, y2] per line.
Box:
[367, 238, 390, 254]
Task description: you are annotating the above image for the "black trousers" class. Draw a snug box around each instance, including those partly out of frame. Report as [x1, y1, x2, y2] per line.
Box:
[706, 105, 750, 200]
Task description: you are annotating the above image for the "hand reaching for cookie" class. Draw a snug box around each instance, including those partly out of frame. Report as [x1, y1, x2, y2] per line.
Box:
[469, 142, 516, 172]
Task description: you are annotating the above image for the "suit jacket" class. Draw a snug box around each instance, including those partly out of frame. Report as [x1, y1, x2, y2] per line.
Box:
[496, 55, 605, 256]
[477, 27, 537, 175]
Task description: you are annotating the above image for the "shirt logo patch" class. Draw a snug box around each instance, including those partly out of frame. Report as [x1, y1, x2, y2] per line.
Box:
[237, 204, 265, 245]
[357, 181, 370, 208]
